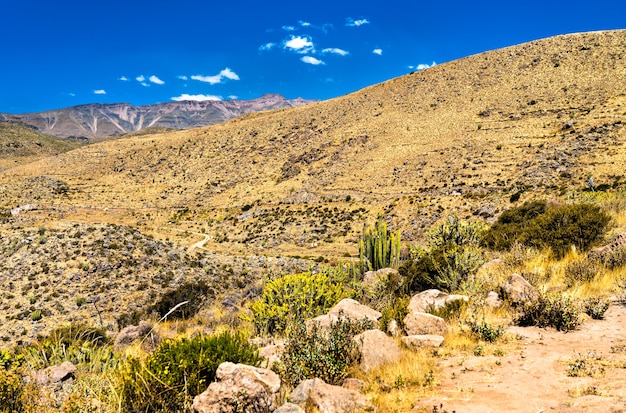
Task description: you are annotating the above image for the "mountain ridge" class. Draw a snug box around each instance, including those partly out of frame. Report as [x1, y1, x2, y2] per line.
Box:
[0, 94, 316, 139]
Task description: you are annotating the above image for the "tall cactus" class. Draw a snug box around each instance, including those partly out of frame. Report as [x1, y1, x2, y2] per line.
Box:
[359, 217, 401, 273]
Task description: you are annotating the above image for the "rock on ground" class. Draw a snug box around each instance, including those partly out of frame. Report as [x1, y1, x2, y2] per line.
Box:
[502, 273, 538, 305]
[192, 362, 281, 413]
[289, 378, 373, 413]
[353, 329, 402, 372]
[403, 312, 448, 336]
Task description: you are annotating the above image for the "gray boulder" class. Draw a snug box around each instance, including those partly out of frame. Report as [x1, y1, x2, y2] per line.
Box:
[289, 378, 373, 413]
[486, 291, 503, 308]
[306, 299, 381, 331]
[114, 321, 159, 350]
[403, 312, 448, 336]
[353, 329, 402, 372]
[192, 362, 281, 413]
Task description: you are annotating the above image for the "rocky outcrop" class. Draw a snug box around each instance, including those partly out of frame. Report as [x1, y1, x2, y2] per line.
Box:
[353, 329, 402, 372]
[192, 362, 281, 413]
[289, 378, 373, 413]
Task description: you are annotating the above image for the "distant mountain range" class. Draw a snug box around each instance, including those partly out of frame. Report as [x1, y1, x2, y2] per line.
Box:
[0, 94, 315, 139]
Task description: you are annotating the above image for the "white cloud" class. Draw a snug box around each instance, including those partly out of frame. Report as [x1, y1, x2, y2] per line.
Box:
[411, 62, 437, 71]
[149, 75, 165, 85]
[322, 48, 349, 56]
[301, 56, 325, 65]
[136, 75, 146, 82]
[191, 68, 239, 85]
[171, 94, 223, 102]
[94, 89, 106, 95]
[282, 25, 295, 31]
[284, 35, 314, 53]
[373, 48, 383, 55]
[177, 75, 188, 80]
[299, 21, 311, 27]
[118, 76, 129, 81]
[228, 95, 238, 100]
[259, 42, 276, 51]
[346, 17, 370, 27]
[191, 74, 222, 84]
[220, 68, 239, 80]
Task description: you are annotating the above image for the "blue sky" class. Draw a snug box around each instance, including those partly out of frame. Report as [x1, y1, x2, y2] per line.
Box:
[1, 0, 625, 114]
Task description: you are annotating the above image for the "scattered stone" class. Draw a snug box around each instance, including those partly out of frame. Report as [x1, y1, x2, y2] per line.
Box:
[408, 289, 469, 314]
[473, 204, 496, 218]
[502, 273, 538, 305]
[353, 329, 402, 372]
[289, 378, 373, 413]
[402, 335, 445, 350]
[192, 362, 280, 413]
[114, 321, 159, 351]
[403, 312, 448, 336]
[34, 361, 77, 386]
[588, 232, 626, 259]
[273, 403, 305, 413]
[342, 378, 366, 392]
[486, 291, 503, 308]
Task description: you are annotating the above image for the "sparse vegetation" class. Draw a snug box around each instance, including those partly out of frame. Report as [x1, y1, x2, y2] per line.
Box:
[249, 270, 351, 336]
[515, 291, 582, 332]
[117, 330, 260, 412]
[278, 316, 373, 387]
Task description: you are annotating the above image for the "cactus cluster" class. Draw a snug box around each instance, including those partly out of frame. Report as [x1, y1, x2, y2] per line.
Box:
[359, 217, 401, 272]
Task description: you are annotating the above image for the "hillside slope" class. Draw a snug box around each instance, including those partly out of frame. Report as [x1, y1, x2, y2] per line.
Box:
[0, 121, 85, 169]
[1, 30, 625, 257]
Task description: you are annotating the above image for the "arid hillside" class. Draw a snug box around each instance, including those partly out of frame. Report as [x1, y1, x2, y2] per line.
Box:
[1, 30, 625, 258]
[0, 121, 85, 170]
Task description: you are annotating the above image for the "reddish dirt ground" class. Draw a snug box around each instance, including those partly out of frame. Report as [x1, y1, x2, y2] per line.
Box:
[416, 303, 626, 413]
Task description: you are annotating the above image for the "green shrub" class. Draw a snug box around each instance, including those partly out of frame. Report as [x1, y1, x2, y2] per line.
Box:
[279, 316, 373, 387]
[583, 297, 610, 320]
[378, 295, 410, 332]
[249, 271, 349, 336]
[146, 280, 213, 321]
[483, 200, 547, 251]
[467, 318, 505, 343]
[0, 369, 24, 413]
[528, 204, 611, 258]
[117, 330, 260, 412]
[515, 292, 582, 331]
[399, 216, 486, 293]
[484, 201, 611, 258]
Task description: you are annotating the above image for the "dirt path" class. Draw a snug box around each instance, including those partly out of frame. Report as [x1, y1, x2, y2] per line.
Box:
[416, 303, 626, 412]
